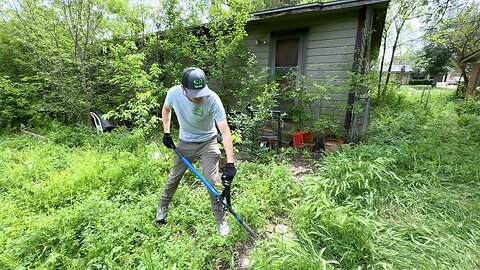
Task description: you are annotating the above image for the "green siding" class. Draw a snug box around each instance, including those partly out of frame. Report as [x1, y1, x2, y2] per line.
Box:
[245, 11, 360, 128]
[309, 30, 357, 41]
[308, 39, 357, 49]
[304, 13, 357, 123]
[245, 31, 270, 67]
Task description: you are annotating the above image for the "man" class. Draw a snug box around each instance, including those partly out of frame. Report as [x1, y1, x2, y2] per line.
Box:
[155, 67, 237, 236]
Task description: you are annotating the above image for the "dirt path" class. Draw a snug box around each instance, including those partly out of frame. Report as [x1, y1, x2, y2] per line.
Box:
[231, 155, 321, 269]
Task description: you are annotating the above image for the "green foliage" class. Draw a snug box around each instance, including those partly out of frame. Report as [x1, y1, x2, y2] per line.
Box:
[424, 1, 480, 96]
[0, 0, 272, 138]
[0, 0, 151, 125]
[100, 41, 165, 138]
[201, 0, 252, 93]
[251, 234, 338, 269]
[0, 124, 302, 269]
[276, 71, 360, 139]
[371, 81, 405, 109]
[455, 99, 480, 143]
[251, 89, 480, 269]
[230, 82, 281, 162]
[409, 79, 434, 85]
[251, 0, 304, 11]
[415, 43, 451, 76]
[454, 98, 480, 116]
[285, 75, 338, 127]
[1, 89, 479, 269]
[0, 77, 35, 128]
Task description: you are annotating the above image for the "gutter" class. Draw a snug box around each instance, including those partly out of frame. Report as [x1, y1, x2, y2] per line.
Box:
[250, 0, 389, 20]
[460, 49, 480, 64]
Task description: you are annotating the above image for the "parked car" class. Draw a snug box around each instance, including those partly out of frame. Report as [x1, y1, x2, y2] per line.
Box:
[447, 77, 464, 85]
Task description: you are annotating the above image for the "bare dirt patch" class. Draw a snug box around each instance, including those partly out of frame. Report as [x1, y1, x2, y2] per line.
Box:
[233, 238, 255, 269]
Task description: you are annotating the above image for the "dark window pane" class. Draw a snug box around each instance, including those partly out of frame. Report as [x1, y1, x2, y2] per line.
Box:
[275, 38, 299, 67]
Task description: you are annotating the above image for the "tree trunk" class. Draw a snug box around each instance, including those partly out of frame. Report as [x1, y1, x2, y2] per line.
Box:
[383, 19, 405, 97]
[460, 63, 469, 95]
[377, 30, 388, 98]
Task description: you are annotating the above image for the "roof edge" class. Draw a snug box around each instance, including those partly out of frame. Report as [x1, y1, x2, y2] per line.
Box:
[250, 0, 389, 19]
[250, 2, 323, 17]
[460, 49, 480, 64]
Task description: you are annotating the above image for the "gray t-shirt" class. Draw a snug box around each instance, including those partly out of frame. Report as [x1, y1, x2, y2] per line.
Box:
[164, 85, 226, 142]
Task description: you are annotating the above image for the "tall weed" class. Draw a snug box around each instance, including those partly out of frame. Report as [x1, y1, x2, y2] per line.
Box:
[1, 88, 479, 269]
[252, 88, 480, 269]
[0, 128, 299, 269]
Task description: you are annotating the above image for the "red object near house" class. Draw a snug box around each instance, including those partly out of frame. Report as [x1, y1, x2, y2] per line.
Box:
[302, 131, 313, 143]
[293, 132, 305, 148]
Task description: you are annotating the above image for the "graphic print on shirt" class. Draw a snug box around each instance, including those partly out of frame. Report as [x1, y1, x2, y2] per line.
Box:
[194, 107, 204, 117]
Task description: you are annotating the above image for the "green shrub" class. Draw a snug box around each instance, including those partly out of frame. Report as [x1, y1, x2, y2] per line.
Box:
[371, 82, 407, 109]
[0, 76, 36, 128]
[409, 79, 433, 85]
[455, 98, 480, 116]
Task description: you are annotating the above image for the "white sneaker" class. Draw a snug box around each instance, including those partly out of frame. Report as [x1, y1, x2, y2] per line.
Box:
[217, 221, 230, 236]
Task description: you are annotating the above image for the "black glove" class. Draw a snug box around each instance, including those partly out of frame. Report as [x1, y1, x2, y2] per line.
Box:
[162, 133, 175, 149]
[216, 133, 223, 144]
[221, 163, 236, 187]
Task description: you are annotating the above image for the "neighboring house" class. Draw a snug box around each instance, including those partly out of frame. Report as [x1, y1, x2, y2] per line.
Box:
[388, 64, 414, 85]
[244, 0, 389, 141]
[410, 68, 428, 80]
[445, 69, 462, 85]
[385, 64, 431, 85]
[460, 49, 480, 95]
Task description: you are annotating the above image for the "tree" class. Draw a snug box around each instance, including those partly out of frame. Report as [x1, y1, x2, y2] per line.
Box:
[0, 0, 275, 131]
[425, 1, 480, 95]
[380, 0, 425, 97]
[415, 43, 451, 80]
[376, 0, 472, 99]
[0, 0, 153, 125]
[101, 0, 265, 137]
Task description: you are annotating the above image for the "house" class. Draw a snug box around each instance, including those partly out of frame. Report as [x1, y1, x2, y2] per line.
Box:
[383, 63, 433, 85]
[460, 49, 480, 95]
[244, 0, 390, 142]
[388, 64, 414, 85]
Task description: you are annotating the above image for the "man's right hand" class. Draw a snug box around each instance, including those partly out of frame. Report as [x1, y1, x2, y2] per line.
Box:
[162, 133, 175, 149]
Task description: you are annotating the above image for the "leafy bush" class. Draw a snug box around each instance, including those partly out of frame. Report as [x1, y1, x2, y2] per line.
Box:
[371, 82, 406, 109]
[230, 82, 281, 162]
[0, 77, 37, 128]
[409, 79, 433, 85]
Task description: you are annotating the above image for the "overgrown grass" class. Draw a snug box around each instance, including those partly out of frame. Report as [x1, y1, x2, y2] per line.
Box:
[1, 88, 479, 269]
[250, 88, 480, 269]
[0, 127, 299, 269]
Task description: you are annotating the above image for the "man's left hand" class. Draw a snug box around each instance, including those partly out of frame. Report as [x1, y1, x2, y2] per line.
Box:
[221, 163, 236, 187]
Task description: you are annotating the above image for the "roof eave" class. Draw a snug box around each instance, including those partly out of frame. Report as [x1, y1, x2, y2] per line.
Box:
[250, 0, 390, 21]
[460, 49, 480, 64]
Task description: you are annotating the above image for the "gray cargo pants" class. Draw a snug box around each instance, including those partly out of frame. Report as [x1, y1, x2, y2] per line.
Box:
[157, 136, 225, 223]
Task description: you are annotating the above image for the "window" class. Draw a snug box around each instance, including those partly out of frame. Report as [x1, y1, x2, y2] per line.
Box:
[274, 38, 300, 91]
[275, 38, 299, 69]
[270, 30, 306, 113]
